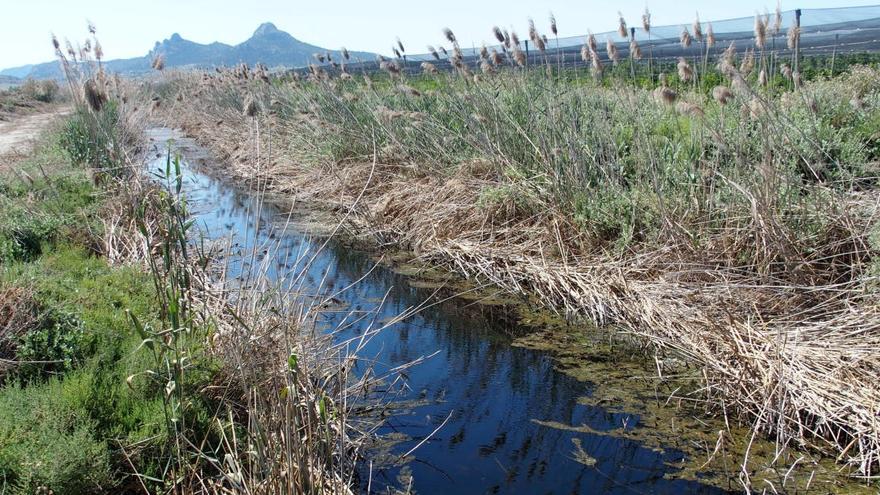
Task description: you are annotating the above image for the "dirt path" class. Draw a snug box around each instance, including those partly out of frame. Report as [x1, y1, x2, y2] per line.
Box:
[0, 107, 70, 156]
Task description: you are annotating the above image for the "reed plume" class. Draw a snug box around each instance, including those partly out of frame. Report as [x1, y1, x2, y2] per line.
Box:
[443, 28, 456, 44]
[493, 26, 505, 44]
[480, 60, 495, 74]
[787, 25, 800, 50]
[677, 57, 693, 82]
[654, 86, 677, 105]
[549, 13, 558, 36]
[706, 23, 715, 48]
[341, 47, 350, 61]
[676, 101, 704, 118]
[629, 38, 642, 60]
[693, 13, 703, 42]
[680, 27, 692, 49]
[590, 49, 603, 78]
[642, 7, 651, 33]
[712, 85, 734, 105]
[580, 44, 590, 63]
[479, 44, 489, 60]
[83, 79, 106, 112]
[428, 45, 440, 60]
[773, 1, 783, 36]
[758, 68, 768, 87]
[587, 32, 598, 53]
[607, 39, 620, 65]
[421, 61, 438, 74]
[87, 21, 96, 35]
[94, 41, 103, 61]
[491, 49, 504, 66]
[151, 54, 165, 71]
[740, 48, 755, 74]
[397, 38, 406, 54]
[754, 14, 767, 49]
[618, 12, 628, 38]
[781, 63, 793, 80]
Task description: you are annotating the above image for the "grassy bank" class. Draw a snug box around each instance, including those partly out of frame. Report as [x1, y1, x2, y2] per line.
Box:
[0, 32, 382, 493]
[150, 29, 880, 485]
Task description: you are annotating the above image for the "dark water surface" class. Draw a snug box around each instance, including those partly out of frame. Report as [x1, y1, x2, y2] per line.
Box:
[147, 129, 729, 495]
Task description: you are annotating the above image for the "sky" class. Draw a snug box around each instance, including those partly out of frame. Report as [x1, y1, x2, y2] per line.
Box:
[1, 0, 877, 69]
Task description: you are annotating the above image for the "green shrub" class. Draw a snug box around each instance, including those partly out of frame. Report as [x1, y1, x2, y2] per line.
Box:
[14, 309, 85, 381]
[0, 373, 112, 494]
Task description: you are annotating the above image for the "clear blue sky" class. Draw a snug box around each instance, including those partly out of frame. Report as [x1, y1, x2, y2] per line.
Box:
[2, 0, 876, 69]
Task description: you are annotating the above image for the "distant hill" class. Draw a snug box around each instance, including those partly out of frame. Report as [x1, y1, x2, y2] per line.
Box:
[0, 23, 376, 80]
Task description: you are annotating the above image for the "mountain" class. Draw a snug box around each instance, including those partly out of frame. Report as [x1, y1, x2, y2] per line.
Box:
[0, 23, 376, 80]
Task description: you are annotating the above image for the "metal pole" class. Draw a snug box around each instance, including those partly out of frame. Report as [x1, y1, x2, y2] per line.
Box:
[794, 9, 802, 75]
[524, 39, 530, 68]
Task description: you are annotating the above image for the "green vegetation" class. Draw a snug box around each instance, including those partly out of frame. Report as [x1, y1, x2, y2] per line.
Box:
[155, 22, 880, 484]
[0, 128, 217, 493]
[0, 79, 60, 118]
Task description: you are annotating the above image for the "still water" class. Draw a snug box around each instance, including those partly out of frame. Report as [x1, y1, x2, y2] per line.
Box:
[147, 129, 728, 494]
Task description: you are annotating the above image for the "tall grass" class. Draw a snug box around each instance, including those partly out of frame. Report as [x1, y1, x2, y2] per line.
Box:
[152, 12, 880, 483]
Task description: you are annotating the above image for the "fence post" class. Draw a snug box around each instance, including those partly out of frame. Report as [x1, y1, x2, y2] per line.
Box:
[525, 39, 530, 67]
[794, 9, 802, 75]
[831, 33, 839, 76]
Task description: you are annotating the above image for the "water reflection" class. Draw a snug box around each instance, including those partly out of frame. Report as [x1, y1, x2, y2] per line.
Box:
[147, 130, 728, 494]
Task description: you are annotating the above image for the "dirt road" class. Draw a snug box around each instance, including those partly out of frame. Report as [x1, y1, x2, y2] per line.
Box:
[0, 107, 70, 156]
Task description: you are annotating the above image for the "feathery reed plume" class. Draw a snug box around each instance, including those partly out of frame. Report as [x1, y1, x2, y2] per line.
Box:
[325, 51, 333, 62]
[629, 38, 642, 60]
[713, 85, 734, 105]
[642, 7, 651, 33]
[793, 70, 802, 88]
[758, 68, 768, 86]
[480, 59, 495, 74]
[773, 1, 783, 36]
[513, 45, 526, 67]
[428, 45, 440, 60]
[443, 27, 456, 44]
[618, 12, 628, 38]
[87, 20, 96, 35]
[590, 49, 603, 78]
[606, 38, 620, 65]
[740, 48, 755, 74]
[491, 49, 503, 65]
[83, 79, 106, 112]
[341, 47, 350, 61]
[396, 37, 405, 53]
[243, 95, 260, 117]
[65, 40, 76, 59]
[420, 61, 438, 74]
[493, 26, 506, 44]
[718, 41, 737, 73]
[680, 27, 692, 48]
[787, 25, 800, 50]
[392, 47, 402, 59]
[580, 44, 590, 63]
[549, 12, 558, 36]
[781, 63, 793, 80]
[693, 13, 703, 42]
[534, 33, 546, 52]
[587, 32, 598, 53]
[706, 23, 715, 48]
[151, 54, 165, 71]
[439, 46, 448, 57]
[380, 60, 401, 77]
[51, 34, 60, 52]
[94, 41, 103, 61]
[659, 72, 668, 86]
[314, 53, 325, 63]
[654, 86, 677, 105]
[677, 57, 693, 82]
[479, 44, 489, 60]
[510, 31, 520, 47]
[754, 13, 767, 49]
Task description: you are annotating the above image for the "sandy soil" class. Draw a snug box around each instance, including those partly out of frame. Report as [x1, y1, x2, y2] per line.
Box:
[0, 107, 69, 156]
